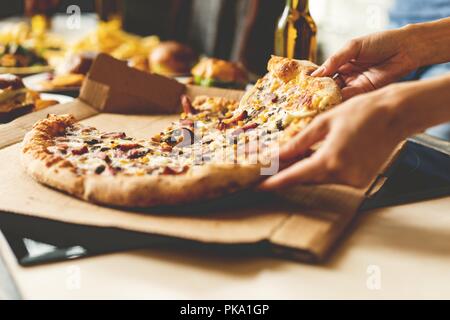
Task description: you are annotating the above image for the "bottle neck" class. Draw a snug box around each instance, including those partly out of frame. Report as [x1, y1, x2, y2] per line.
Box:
[286, 0, 309, 13]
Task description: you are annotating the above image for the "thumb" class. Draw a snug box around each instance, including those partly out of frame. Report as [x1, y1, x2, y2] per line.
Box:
[312, 39, 362, 77]
[259, 156, 325, 190]
[278, 117, 329, 161]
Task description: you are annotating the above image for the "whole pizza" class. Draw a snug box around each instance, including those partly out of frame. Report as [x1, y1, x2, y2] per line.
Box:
[21, 56, 342, 207]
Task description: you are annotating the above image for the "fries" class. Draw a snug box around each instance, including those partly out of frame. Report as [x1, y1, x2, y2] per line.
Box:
[0, 20, 159, 73]
[71, 20, 159, 60]
[0, 22, 66, 53]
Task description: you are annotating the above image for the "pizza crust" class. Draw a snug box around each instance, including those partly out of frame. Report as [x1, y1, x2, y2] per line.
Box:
[267, 56, 317, 81]
[21, 114, 85, 198]
[82, 164, 262, 207]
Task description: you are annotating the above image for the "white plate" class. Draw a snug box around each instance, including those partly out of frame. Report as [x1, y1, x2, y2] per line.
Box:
[40, 93, 75, 104]
[22, 72, 51, 91]
[0, 65, 53, 76]
[23, 72, 80, 93]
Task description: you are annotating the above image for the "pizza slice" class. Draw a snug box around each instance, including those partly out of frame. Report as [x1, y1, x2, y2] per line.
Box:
[237, 56, 341, 141]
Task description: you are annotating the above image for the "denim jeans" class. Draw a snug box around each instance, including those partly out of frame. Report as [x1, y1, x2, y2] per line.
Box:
[390, 0, 450, 27]
[399, 63, 450, 140]
[390, 0, 450, 140]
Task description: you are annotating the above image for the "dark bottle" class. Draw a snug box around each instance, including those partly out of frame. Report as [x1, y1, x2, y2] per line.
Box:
[24, 0, 60, 34]
[95, 0, 124, 27]
[274, 0, 317, 62]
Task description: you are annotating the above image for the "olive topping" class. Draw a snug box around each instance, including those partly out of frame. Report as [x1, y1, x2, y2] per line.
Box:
[163, 135, 179, 146]
[128, 149, 149, 159]
[95, 165, 106, 174]
[276, 119, 284, 131]
[176, 128, 196, 147]
[164, 128, 196, 147]
[85, 139, 100, 145]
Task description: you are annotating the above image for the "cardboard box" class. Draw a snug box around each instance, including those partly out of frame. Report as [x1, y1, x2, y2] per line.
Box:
[0, 54, 394, 263]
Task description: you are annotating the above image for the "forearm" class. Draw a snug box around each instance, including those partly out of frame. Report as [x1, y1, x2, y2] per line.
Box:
[383, 73, 450, 138]
[404, 17, 450, 67]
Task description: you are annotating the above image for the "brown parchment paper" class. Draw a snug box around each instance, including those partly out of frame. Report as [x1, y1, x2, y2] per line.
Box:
[0, 54, 377, 262]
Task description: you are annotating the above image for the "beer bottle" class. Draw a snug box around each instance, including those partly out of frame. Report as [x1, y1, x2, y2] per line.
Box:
[24, 0, 60, 35]
[274, 0, 317, 62]
[95, 0, 124, 27]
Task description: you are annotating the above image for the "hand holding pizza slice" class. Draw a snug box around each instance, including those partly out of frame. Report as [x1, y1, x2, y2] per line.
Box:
[21, 56, 342, 207]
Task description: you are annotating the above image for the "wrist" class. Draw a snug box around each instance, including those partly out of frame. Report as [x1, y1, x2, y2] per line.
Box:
[399, 24, 426, 69]
[375, 85, 415, 140]
[401, 18, 450, 67]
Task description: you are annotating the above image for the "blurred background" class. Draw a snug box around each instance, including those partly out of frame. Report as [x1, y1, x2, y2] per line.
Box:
[0, 0, 394, 75]
[3, 0, 449, 141]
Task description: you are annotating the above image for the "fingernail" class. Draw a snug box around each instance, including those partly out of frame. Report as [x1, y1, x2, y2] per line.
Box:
[311, 66, 324, 77]
[255, 184, 267, 192]
[258, 179, 274, 191]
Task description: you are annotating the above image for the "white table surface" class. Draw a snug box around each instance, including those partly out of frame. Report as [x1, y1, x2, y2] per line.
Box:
[1, 196, 449, 300]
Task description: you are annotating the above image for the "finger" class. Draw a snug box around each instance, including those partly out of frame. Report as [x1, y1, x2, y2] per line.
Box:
[341, 87, 365, 100]
[337, 62, 364, 75]
[311, 40, 361, 77]
[278, 118, 329, 161]
[341, 75, 377, 100]
[259, 156, 325, 190]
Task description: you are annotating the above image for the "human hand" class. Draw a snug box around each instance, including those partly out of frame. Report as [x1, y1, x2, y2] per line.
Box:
[259, 87, 407, 190]
[312, 28, 420, 100]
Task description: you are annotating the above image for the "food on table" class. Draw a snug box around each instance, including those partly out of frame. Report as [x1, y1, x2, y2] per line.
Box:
[0, 43, 47, 68]
[71, 20, 159, 62]
[40, 73, 84, 90]
[0, 74, 30, 113]
[0, 74, 58, 123]
[127, 54, 149, 72]
[191, 57, 249, 89]
[0, 20, 162, 77]
[21, 56, 342, 207]
[149, 41, 197, 76]
[0, 22, 65, 69]
[60, 51, 97, 75]
[41, 21, 160, 77]
[41, 52, 97, 89]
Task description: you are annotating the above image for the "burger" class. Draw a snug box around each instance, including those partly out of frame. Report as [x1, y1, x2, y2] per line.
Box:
[127, 55, 149, 72]
[191, 57, 248, 89]
[149, 41, 197, 76]
[0, 74, 30, 114]
[0, 74, 58, 123]
[45, 52, 97, 89]
[62, 51, 97, 75]
[0, 43, 47, 68]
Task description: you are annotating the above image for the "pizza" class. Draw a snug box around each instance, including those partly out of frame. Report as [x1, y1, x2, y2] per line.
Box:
[21, 56, 342, 207]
